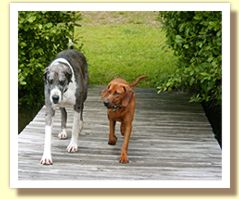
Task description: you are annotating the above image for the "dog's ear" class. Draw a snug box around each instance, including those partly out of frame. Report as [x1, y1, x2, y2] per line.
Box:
[43, 67, 49, 82]
[65, 67, 72, 83]
[122, 86, 134, 107]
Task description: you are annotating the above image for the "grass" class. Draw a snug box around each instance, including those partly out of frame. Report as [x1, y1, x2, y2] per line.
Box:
[75, 12, 178, 87]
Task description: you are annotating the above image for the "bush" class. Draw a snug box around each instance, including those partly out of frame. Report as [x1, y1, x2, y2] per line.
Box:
[18, 11, 81, 107]
[158, 11, 222, 105]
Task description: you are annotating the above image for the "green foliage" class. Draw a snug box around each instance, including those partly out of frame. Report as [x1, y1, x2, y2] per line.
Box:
[18, 11, 81, 106]
[158, 11, 222, 104]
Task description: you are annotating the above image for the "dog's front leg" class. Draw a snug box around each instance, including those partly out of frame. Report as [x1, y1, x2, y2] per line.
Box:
[41, 108, 55, 165]
[119, 122, 132, 164]
[108, 120, 117, 145]
[58, 108, 68, 139]
[67, 110, 82, 152]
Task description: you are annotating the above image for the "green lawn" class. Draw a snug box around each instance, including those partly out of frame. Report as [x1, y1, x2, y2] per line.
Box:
[75, 12, 178, 87]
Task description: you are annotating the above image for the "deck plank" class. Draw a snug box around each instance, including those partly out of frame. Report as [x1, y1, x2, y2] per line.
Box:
[18, 86, 221, 180]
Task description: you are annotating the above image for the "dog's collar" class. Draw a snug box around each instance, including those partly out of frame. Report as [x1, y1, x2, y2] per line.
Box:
[111, 104, 122, 112]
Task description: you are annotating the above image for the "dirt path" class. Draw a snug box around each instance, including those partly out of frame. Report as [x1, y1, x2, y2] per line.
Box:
[80, 11, 161, 26]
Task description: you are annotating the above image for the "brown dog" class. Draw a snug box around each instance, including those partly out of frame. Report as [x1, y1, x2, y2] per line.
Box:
[101, 75, 146, 163]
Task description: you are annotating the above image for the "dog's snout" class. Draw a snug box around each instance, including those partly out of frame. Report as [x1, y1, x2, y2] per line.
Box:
[103, 100, 110, 108]
[52, 95, 59, 104]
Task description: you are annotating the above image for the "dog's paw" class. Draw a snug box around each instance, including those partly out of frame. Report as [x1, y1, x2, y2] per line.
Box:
[67, 142, 78, 153]
[108, 135, 117, 145]
[58, 130, 68, 139]
[40, 154, 53, 165]
[119, 152, 129, 164]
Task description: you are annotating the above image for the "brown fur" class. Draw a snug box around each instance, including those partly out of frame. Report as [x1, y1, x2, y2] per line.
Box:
[101, 75, 146, 163]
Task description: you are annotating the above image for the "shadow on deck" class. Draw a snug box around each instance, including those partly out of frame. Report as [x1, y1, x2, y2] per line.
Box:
[18, 86, 221, 181]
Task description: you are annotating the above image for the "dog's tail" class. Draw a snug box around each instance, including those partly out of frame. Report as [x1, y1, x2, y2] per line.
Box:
[68, 39, 74, 49]
[130, 75, 147, 88]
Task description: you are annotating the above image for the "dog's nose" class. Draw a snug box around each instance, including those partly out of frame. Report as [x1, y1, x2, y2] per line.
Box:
[52, 95, 59, 104]
[103, 100, 110, 108]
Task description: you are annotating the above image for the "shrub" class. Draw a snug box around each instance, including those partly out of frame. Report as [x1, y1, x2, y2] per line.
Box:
[18, 11, 81, 107]
[158, 11, 222, 105]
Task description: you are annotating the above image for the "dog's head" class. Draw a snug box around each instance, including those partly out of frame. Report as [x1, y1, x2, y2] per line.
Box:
[101, 80, 134, 110]
[44, 63, 72, 104]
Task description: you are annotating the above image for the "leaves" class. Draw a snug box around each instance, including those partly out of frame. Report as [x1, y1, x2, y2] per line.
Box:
[158, 11, 222, 105]
[175, 35, 183, 44]
[27, 15, 36, 23]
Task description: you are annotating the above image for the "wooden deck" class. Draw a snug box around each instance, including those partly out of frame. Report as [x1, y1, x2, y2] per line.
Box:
[18, 86, 221, 180]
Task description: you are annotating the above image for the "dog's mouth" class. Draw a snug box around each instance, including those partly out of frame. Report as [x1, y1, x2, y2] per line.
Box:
[103, 101, 121, 111]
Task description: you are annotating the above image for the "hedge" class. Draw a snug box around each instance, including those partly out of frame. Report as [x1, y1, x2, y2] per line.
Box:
[158, 11, 222, 105]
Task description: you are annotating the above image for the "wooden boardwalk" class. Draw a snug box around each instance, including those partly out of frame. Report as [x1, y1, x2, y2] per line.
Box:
[18, 86, 221, 180]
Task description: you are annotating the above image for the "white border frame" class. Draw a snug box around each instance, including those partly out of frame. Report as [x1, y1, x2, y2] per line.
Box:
[10, 3, 230, 189]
